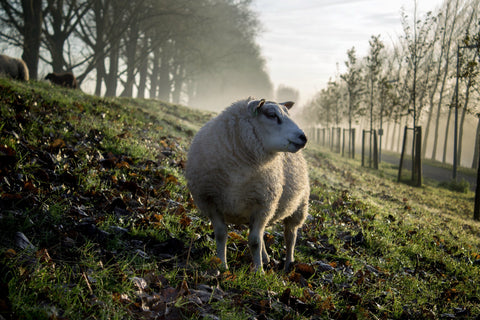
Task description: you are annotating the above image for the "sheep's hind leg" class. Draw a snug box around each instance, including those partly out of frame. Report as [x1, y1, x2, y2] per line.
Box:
[211, 216, 228, 270]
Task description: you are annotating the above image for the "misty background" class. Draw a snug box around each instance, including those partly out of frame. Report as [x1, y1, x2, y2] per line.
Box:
[1, 0, 480, 169]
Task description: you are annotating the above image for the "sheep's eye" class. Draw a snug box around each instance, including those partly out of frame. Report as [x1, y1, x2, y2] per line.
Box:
[265, 112, 282, 124]
[265, 112, 277, 120]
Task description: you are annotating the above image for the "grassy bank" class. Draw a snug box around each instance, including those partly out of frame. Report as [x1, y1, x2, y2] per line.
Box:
[1, 79, 479, 319]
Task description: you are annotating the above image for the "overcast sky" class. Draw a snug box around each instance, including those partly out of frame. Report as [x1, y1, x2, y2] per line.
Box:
[253, 0, 445, 104]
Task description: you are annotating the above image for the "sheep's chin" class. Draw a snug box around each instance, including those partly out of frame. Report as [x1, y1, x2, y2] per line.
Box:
[287, 142, 305, 153]
[266, 142, 304, 153]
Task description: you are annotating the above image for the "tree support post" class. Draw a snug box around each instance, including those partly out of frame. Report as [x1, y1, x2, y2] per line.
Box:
[373, 130, 379, 170]
[398, 126, 408, 182]
[362, 130, 366, 167]
[351, 128, 356, 159]
[415, 126, 422, 187]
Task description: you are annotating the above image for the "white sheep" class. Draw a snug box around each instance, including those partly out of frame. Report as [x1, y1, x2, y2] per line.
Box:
[186, 98, 309, 272]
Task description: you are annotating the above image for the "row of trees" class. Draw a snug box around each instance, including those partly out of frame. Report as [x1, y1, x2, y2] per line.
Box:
[303, 0, 480, 168]
[0, 0, 273, 109]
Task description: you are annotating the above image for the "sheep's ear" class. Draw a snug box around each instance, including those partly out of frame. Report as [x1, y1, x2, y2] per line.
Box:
[249, 99, 266, 116]
[280, 101, 295, 110]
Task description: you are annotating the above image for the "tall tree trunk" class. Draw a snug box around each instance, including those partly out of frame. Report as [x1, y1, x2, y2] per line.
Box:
[50, 36, 66, 72]
[150, 45, 160, 99]
[172, 64, 184, 104]
[93, 0, 106, 96]
[186, 78, 195, 105]
[44, 0, 67, 72]
[158, 48, 171, 102]
[137, 37, 149, 99]
[105, 38, 120, 97]
[45, 0, 66, 72]
[422, 3, 447, 159]
[94, 57, 105, 96]
[21, 0, 43, 80]
[121, 21, 139, 97]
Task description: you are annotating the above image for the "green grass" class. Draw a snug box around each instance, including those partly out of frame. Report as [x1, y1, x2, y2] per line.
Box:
[1, 78, 479, 319]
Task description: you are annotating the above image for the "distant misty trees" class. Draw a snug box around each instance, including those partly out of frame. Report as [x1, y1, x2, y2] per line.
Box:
[304, 0, 480, 167]
[0, 0, 273, 109]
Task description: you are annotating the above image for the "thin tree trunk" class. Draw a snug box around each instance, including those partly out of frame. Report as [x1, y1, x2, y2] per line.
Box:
[431, 0, 459, 161]
[443, 94, 455, 163]
[391, 119, 398, 152]
[397, 116, 407, 152]
[422, 4, 447, 159]
[458, 78, 472, 167]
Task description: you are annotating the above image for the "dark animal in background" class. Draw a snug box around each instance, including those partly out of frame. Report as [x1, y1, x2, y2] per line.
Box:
[0, 54, 29, 81]
[45, 72, 78, 89]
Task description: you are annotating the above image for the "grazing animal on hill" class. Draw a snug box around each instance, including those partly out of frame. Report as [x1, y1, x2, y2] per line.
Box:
[45, 72, 78, 89]
[0, 54, 29, 81]
[186, 98, 309, 272]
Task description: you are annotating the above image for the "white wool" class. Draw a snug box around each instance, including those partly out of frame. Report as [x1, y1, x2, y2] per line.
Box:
[186, 98, 309, 272]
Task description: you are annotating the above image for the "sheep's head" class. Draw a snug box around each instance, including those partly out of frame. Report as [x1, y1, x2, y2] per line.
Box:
[248, 99, 307, 153]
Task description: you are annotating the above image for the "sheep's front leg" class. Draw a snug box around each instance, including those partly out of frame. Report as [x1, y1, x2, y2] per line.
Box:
[261, 241, 270, 266]
[249, 217, 268, 272]
[284, 224, 298, 272]
[211, 216, 228, 269]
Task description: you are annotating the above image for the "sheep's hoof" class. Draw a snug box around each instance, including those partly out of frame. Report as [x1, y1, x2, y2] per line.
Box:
[284, 261, 295, 273]
[251, 265, 265, 275]
[218, 263, 228, 274]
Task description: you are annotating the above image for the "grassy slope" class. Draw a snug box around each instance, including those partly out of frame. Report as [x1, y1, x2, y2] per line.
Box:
[0, 79, 479, 319]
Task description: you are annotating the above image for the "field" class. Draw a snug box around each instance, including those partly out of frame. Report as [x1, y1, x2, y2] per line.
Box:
[0, 79, 479, 319]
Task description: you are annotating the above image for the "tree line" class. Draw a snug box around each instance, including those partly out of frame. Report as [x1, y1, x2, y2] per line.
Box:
[303, 0, 480, 168]
[0, 0, 273, 109]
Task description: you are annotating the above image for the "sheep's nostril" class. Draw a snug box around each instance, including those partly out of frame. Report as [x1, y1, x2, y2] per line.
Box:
[299, 134, 307, 143]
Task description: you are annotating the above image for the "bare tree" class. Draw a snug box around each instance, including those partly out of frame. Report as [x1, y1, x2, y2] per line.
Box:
[429, 0, 461, 161]
[366, 35, 384, 164]
[457, 27, 480, 166]
[400, 1, 436, 130]
[341, 47, 363, 144]
[43, 0, 92, 73]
